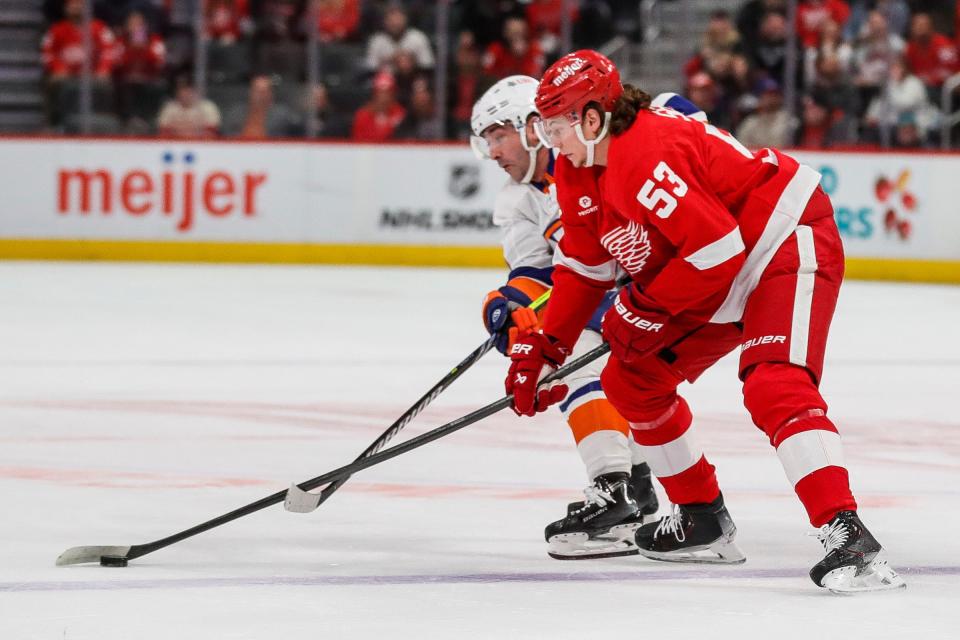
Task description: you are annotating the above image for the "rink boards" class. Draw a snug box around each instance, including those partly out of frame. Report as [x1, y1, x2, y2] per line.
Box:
[0, 137, 957, 283]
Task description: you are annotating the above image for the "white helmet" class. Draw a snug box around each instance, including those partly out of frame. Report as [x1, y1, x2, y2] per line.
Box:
[470, 75, 543, 183]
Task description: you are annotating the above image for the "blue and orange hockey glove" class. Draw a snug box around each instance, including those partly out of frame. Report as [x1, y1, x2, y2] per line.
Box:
[601, 284, 670, 364]
[505, 330, 570, 416]
[482, 288, 542, 354]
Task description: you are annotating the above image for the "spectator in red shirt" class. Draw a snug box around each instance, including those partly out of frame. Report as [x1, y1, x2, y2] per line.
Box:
[115, 10, 166, 130]
[524, 0, 578, 55]
[41, 0, 117, 126]
[904, 12, 959, 90]
[41, 0, 117, 79]
[116, 11, 165, 82]
[206, 0, 250, 44]
[315, 0, 360, 43]
[482, 17, 545, 79]
[449, 31, 494, 139]
[351, 71, 406, 142]
[796, 0, 850, 49]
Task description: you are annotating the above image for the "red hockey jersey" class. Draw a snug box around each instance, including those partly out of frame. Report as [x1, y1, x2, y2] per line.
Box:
[545, 106, 824, 350]
[41, 19, 117, 76]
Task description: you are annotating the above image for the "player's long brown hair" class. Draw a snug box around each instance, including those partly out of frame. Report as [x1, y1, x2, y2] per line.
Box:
[609, 84, 652, 135]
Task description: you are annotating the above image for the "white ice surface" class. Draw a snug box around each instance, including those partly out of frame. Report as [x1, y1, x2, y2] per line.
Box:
[0, 262, 958, 639]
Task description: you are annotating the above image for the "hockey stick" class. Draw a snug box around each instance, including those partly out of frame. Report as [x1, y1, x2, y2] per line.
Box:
[283, 287, 555, 513]
[55, 342, 610, 567]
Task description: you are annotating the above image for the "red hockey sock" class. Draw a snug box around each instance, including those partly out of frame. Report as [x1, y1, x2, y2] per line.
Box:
[629, 398, 721, 505]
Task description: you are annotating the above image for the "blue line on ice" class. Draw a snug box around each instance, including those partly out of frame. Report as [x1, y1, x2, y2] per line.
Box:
[3, 566, 956, 593]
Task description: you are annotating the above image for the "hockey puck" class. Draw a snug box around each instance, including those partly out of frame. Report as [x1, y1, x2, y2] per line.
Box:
[100, 556, 128, 567]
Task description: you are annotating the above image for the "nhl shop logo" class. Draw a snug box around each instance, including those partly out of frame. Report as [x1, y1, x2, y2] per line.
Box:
[448, 164, 480, 200]
[552, 58, 585, 86]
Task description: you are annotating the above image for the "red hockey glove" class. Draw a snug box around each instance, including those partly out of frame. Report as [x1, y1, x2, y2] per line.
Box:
[505, 330, 570, 416]
[601, 284, 670, 364]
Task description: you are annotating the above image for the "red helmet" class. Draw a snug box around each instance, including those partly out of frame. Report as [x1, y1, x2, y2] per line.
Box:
[535, 50, 623, 119]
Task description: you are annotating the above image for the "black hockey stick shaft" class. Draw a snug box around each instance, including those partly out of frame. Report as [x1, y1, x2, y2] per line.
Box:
[308, 333, 497, 507]
[305, 288, 554, 509]
[112, 343, 609, 562]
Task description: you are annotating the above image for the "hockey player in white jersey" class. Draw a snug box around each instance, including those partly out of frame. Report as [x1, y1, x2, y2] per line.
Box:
[471, 76, 661, 559]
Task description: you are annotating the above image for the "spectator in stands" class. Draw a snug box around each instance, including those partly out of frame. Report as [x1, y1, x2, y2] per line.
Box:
[351, 71, 406, 142]
[206, 0, 251, 45]
[482, 16, 545, 79]
[448, 31, 494, 139]
[396, 76, 442, 140]
[686, 71, 730, 129]
[805, 18, 853, 84]
[852, 10, 905, 113]
[115, 10, 167, 131]
[736, 0, 786, 46]
[366, 3, 435, 72]
[299, 83, 350, 138]
[256, 0, 300, 42]
[811, 52, 860, 117]
[315, 0, 360, 43]
[227, 75, 299, 138]
[524, 0, 578, 56]
[865, 57, 940, 145]
[157, 76, 221, 138]
[684, 10, 743, 81]
[745, 12, 802, 87]
[904, 13, 959, 93]
[796, 0, 851, 50]
[42, 0, 116, 81]
[392, 49, 426, 109]
[736, 78, 793, 148]
[41, 0, 117, 126]
[891, 110, 924, 148]
[844, 0, 909, 40]
[459, 1, 525, 48]
[795, 90, 853, 147]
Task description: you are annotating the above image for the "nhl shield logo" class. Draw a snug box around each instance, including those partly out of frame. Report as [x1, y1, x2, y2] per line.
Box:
[448, 164, 480, 200]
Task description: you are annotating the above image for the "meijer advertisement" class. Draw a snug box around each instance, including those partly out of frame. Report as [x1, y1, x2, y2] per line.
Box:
[0, 139, 957, 280]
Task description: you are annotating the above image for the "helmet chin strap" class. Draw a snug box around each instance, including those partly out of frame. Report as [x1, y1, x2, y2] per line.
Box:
[519, 126, 543, 184]
[574, 112, 611, 167]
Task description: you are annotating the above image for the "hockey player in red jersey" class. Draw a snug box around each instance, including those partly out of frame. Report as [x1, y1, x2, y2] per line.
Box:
[504, 49, 905, 592]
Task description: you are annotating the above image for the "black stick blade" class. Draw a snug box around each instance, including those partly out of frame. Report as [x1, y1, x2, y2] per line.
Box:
[56, 545, 132, 566]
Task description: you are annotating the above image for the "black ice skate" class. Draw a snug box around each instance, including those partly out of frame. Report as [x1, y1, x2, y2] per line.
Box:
[565, 463, 659, 517]
[634, 493, 746, 564]
[547, 472, 644, 560]
[809, 511, 905, 593]
[629, 462, 659, 519]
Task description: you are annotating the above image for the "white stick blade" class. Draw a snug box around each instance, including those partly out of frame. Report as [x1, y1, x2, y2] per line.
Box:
[56, 545, 131, 566]
[284, 483, 322, 513]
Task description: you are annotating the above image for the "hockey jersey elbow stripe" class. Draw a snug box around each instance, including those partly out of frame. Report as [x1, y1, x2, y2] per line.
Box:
[543, 218, 563, 242]
[554, 246, 618, 283]
[684, 228, 745, 271]
[507, 265, 554, 286]
[504, 277, 549, 304]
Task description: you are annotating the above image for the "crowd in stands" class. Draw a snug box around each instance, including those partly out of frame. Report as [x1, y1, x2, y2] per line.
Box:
[685, 0, 960, 148]
[38, 0, 960, 148]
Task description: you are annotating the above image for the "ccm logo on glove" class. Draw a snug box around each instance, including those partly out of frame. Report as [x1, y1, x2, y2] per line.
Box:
[613, 299, 664, 331]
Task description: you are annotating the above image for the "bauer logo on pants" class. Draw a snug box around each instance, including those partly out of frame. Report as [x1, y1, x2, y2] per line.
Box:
[741, 335, 786, 352]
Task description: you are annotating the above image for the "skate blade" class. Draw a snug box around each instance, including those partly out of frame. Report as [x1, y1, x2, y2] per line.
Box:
[638, 538, 747, 565]
[547, 523, 642, 561]
[822, 555, 906, 594]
